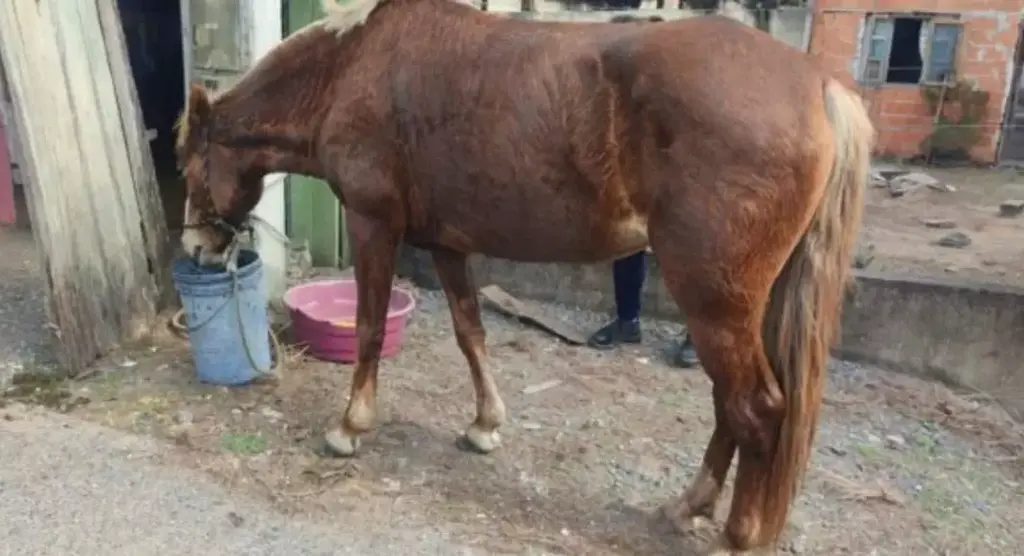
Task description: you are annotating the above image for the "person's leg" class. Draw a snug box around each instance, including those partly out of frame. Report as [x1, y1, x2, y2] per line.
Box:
[613, 250, 646, 322]
[588, 251, 646, 349]
[586, 250, 701, 369]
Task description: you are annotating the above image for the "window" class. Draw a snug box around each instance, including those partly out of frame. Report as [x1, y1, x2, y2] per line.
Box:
[860, 15, 962, 85]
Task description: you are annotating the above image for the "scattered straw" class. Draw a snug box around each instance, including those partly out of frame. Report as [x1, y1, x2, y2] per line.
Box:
[819, 468, 906, 507]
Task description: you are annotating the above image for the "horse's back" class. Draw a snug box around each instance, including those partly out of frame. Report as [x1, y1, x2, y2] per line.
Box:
[383, 9, 642, 259]
[605, 15, 827, 158]
[368, 6, 832, 261]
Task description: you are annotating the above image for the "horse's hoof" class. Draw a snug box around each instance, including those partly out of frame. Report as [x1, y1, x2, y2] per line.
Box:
[660, 500, 716, 536]
[324, 428, 360, 457]
[462, 424, 501, 454]
[704, 535, 739, 556]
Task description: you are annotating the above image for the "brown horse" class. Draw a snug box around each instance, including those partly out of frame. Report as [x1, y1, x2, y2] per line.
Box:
[175, 0, 874, 552]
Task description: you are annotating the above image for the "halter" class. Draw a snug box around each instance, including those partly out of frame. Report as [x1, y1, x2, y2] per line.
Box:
[182, 215, 253, 237]
[181, 123, 255, 241]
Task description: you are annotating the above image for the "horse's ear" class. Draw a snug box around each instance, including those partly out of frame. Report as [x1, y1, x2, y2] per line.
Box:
[175, 83, 212, 160]
[186, 82, 212, 126]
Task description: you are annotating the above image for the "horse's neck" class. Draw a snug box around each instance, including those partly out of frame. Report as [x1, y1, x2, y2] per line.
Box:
[211, 28, 342, 178]
[212, 102, 326, 178]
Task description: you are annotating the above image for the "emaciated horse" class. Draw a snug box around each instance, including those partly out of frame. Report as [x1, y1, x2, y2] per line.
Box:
[175, 0, 874, 552]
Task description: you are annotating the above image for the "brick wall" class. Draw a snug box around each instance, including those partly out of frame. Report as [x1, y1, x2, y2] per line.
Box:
[809, 0, 1022, 162]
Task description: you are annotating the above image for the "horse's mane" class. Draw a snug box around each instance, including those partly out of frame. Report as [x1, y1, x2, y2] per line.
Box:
[321, 0, 392, 36]
[175, 0, 483, 155]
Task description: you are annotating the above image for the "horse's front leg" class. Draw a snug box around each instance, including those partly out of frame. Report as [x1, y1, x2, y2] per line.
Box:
[431, 248, 506, 452]
[324, 212, 399, 457]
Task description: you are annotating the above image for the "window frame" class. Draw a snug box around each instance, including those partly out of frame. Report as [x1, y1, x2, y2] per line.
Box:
[858, 14, 963, 87]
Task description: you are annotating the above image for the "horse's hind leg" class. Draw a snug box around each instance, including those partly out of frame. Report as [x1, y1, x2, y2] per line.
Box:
[662, 311, 784, 553]
[324, 213, 400, 457]
[431, 249, 506, 452]
[654, 259, 738, 534]
[685, 315, 783, 553]
[660, 383, 736, 533]
[653, 245, 784, 553]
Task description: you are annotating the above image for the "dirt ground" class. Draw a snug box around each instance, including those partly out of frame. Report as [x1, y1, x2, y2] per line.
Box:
[2, 164, 1022, 554]
[859, 165, 1024, 287]
[6, 285, 1022, 556]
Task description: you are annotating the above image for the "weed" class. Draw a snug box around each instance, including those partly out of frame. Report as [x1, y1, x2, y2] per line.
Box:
[1, 367, 85, 412]
[221, 432, 269, 455]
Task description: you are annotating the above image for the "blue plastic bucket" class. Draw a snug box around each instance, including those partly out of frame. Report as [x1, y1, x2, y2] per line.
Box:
[172, 249, 272, 386]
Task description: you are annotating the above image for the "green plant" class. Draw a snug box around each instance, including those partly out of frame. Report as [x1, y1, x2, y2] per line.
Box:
[220, 433, 269, 454]
[919, 80, 991, 161]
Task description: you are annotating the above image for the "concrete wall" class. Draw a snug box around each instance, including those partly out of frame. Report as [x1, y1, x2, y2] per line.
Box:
[398, 245, 1024, 419]
[839, 270, 1024, 420]
[809, 0, 1023, 162]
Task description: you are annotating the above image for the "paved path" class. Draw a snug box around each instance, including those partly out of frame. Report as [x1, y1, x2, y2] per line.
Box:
[0, 226, 51, 386]
[0, 409, 480, 556]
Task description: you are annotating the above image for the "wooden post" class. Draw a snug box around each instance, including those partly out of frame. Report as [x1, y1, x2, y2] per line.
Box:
[96, 0, 174, 307]
[0, 0, 170, 374]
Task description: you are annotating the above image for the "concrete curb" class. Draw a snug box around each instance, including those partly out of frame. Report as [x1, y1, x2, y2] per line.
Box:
[397, 245, 1024, 419]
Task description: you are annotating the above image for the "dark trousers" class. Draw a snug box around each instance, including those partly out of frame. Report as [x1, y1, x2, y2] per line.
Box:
[612, 251, 646, 322]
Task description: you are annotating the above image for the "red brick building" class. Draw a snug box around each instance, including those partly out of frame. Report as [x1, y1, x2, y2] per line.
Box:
[809, 0, 1023, 164]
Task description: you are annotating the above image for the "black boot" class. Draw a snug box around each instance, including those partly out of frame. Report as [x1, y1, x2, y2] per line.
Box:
[587, 319, 642, 350]
[674, 332, 700, 368]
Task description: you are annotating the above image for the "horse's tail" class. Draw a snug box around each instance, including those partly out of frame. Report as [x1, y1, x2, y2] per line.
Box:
[758, 78, 874, 541]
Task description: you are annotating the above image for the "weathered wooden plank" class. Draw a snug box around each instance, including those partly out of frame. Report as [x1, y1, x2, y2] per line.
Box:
[479, 285, 588, 345]
[0, 0, 164, 374]
[0, 1, 93, 361]
[56, 1, 149, 348]
[94, 0, 173, 307]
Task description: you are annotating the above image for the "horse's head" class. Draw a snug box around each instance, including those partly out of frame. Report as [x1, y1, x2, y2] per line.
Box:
[175, 83, 264, 265]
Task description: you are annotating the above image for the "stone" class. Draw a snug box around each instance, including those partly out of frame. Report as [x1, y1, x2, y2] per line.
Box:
[884, 434, 907, 450]
[922, 218, 956, 229]
[890, 171, 939, 189]
[852, 244, 875, 269]
[870, 163, 908, 181]
[226, 511, 245, 527]
[889, 171, 954, 194]
[869, 171, 889, 188]
[169, 424, 192, 447]
[927, 182, 956, 193]
[173, 409, 193, 425]
[260, 406, 284, 422]
[998, 200, 1024, 218]
[936, 232, 971, 249]
[887, 184, 908, 198]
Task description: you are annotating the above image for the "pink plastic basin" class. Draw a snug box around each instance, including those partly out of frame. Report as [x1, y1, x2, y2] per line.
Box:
[283, 278, 416, 363]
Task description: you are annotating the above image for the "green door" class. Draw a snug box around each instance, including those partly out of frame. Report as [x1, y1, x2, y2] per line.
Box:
[283, 0, 348, 267]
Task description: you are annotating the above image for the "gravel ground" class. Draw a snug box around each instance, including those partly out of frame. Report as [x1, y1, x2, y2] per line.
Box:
[0, 226, 54, 386]
[22, 284, 1020, 556]
[0, 406, 489, 556]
